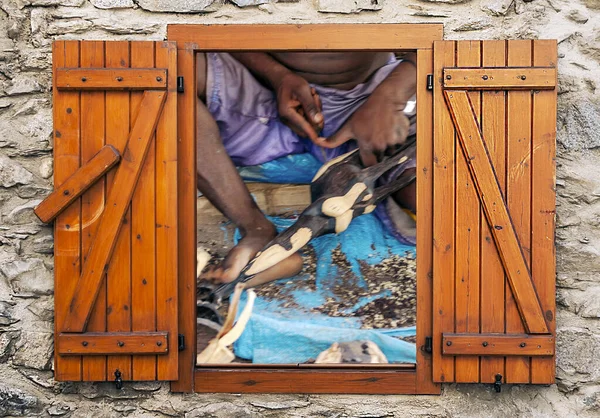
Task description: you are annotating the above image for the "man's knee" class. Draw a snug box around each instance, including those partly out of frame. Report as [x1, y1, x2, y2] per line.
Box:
[196, 52, 207, 102]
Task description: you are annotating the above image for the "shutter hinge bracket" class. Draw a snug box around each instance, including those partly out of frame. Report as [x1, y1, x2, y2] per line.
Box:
[177, 76, 184, 93]
[114, 369, 123, 390]
[421, 336, 433, 354]
[494, 374, 503, 393]
[178, 334, 185, 351]
[426, 74, 434, 91]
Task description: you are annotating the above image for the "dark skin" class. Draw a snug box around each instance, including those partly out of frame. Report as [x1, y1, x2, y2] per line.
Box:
[197, 52, 417, 283]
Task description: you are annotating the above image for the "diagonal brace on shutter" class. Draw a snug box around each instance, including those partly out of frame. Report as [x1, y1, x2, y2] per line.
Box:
[62, 90, 167, 333]
[444, 90, 549, 335]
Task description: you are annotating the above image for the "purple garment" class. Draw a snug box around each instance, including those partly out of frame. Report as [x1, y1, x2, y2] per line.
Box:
[205, 52, 417, 244]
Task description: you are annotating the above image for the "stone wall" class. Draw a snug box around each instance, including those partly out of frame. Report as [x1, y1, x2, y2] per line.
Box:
[0, 0, 599, 416]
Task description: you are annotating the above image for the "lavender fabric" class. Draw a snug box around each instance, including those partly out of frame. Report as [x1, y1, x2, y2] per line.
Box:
[205, 52, 417, 244]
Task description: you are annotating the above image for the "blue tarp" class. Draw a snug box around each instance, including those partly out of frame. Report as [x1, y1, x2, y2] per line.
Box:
[232, 214, 417, 364]
[230, 154, 417, 364]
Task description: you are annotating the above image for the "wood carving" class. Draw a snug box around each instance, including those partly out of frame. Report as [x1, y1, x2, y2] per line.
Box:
[207, 140, 416, 303]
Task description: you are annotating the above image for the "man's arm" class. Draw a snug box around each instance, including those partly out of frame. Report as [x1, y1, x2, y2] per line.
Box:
[230, 52, 323, 141]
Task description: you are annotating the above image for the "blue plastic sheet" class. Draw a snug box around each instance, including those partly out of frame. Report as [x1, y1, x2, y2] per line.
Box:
[237, 153, 322, 184]
[233, 215, 417, 364]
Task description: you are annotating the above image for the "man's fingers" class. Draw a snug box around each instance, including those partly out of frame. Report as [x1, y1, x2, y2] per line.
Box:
[297, 85, 323, 125]
[322, 122, 355, 149]
[281, 109, 319, 142]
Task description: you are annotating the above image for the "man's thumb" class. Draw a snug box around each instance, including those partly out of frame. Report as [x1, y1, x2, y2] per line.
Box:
[322, 123, 354, 148]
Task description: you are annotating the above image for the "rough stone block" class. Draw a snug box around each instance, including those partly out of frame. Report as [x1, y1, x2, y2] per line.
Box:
[482, 0, 514, 16]
[556, 327, 600, 391]
[0, 300, 17, 326]
[137, 0, 222, 12]
[90, 0, 135, 8]
[4, 76, 43, 96]
[231, 0, 272, 6]
[419, 0, 470, 3]
[0, 383, 41, 416]
[0, 256, 53, 297]
[21, 0, 84, 5]
[0, 155, 34, 188]
[12, 331, 54, 370]
[47, 18, 93, 35]
[315, 0, 384, 13]
[94, 19, 161, 34]
[5, 200, 43, 225]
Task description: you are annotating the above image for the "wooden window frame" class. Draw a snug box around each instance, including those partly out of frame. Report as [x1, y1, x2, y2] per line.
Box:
[167, 23, 443, 394]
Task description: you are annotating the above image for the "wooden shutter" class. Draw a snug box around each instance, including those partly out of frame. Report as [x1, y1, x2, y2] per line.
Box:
[432, 40, 557, 385]
[48, 41, 178, 382]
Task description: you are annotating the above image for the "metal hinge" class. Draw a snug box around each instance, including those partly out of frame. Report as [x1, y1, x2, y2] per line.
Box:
[178, 334, 185, 351]
[177, 76, 184, 93]
[426, 74, 433, 91]
[422, 336, 433, 354]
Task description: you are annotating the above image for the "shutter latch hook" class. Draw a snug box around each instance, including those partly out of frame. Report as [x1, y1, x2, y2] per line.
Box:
[114, 369, 123, 390]
[494, 374, 503, 393]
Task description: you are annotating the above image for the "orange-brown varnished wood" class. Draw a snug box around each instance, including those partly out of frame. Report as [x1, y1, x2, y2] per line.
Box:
[454, 40, 481, 383]
[195, 369, 418, 394]
[155, 41, 179, 381]
[433, 39, 557, 385]
[442, 334, 554, 356]
[506, 40, 533, 383]
[106, 41, 134, 381]
[62, 90, 166, 333]
[479, 41, 507, 384]
[168, 24, 443, 51]
[35, 145, 120, 223]
[530, 40, 557, 384]
[415, 49, 440, 395]
[170, 44, 197, 393]
[53, 40, 83, 381]
[444, 90, 548, 335]
[56, 68, 167, 90]
[442, 68, 556, 90]
[130, 41, 157, 381]
[432, 40, 455, 383]
[80, 40, 107, 382]
[58, 332, 169, 355]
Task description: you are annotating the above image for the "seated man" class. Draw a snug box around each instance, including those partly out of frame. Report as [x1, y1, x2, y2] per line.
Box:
[197, 51, 417, 284]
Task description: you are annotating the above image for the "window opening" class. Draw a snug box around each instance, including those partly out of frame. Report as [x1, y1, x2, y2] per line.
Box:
[194, 50, 419, 367]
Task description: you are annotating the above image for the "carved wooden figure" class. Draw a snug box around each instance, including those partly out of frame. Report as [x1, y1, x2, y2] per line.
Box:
[208, 141, 416, 303]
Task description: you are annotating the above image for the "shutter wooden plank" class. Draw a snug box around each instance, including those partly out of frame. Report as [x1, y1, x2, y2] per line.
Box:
[34, 146, 120, 223]
[442, 67, 556, 90]
[130, 41, 157, 381]
[454, 40, 481, 383]
[442, 334, 554, 356]
[80, 40, 107, 382]
[56, 68, 167, 90]
[432, 41, 456, 383]
[62, 90, 166, 333]
[53, 40, 83, 381]
[444, 91, 549, 336]
[58, 332, 169, 355]
[155, 41, 179, 381]
[479, 41, 507, 384]
[505, 40, 533, 383]
[106, 41, 134, 381]
[415, 48, 440, 394]
[530, 40, 557, 384]
[170, 44, 196, 393]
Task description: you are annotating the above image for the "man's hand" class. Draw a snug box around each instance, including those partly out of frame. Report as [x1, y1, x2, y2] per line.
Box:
[323, 87, 411, 166]
[322, 58, 416, 166]
[272, 72, 324, 142]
